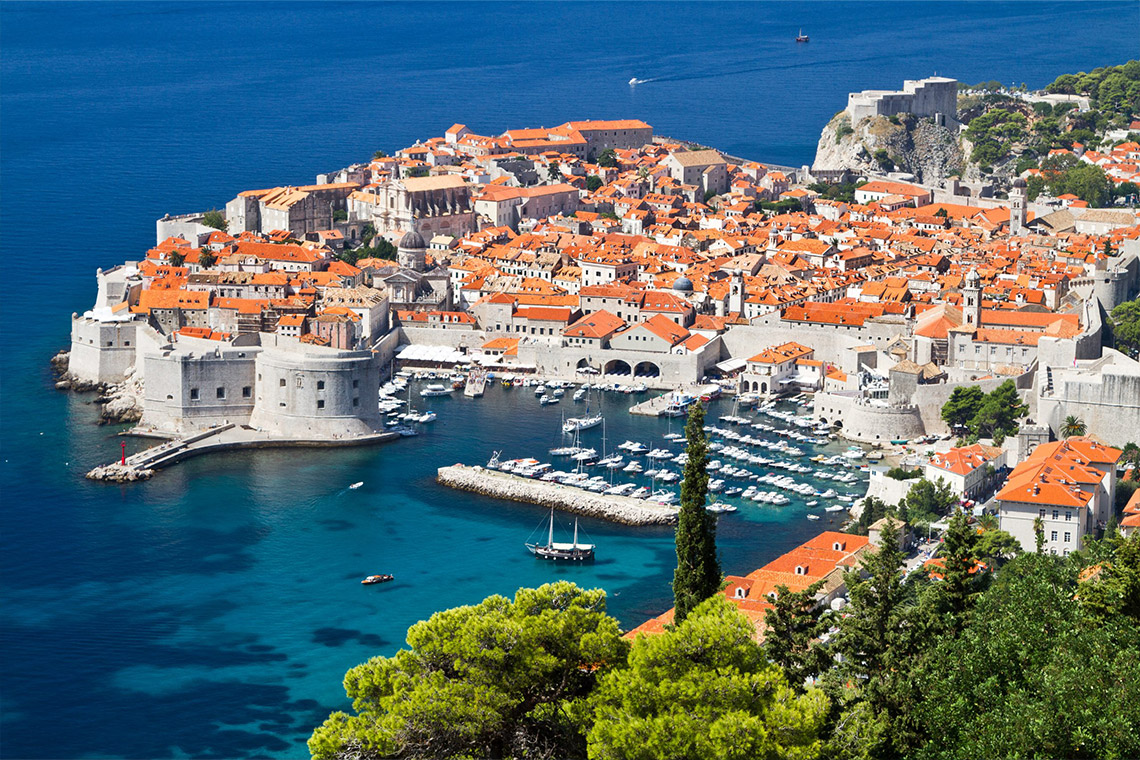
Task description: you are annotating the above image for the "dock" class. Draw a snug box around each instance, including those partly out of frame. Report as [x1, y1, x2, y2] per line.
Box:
[628, 384, 721, 417]
[87, 424, 400, 482]
[437, 464, 679, 526]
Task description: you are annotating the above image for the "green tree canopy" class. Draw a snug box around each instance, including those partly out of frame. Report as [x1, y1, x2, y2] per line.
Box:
[202, 208, 227, 231]
[903, 477, 957, 528]
[1108, 299, 1140, 358]
[308, 582, 628, 760]
[967, 380, 1027, 441]
[596, 149, 618, 168]
[672, 403, 720, 623]
[1061, 414, 1087, 438]
[940, 385, 984, 432]
[762, 580, 832, 691]
[198, 249, 218, 269]
[913, 553, 1140, 759]
[587, 596, 829, 760]
[975, 528, 1021, 565]
[585, 174, 603, 192]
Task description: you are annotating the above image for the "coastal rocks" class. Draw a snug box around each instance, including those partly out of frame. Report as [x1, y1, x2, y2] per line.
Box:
[437, 464, 678, 526]
[94, 368, 144, 424]
[86, 463, 154, 482]
[813, 113, 964, 185]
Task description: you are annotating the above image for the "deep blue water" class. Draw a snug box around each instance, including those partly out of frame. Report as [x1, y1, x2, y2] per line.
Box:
[2, 2, 1138, 757]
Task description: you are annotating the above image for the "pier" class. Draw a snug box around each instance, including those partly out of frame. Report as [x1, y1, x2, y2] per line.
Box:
[628, 384, 721, 417]
[87, 424, 400, 482]
[437, 464, 679, 526]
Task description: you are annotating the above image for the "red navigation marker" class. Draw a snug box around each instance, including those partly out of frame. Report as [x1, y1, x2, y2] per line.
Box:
[121, 440, 126, 465]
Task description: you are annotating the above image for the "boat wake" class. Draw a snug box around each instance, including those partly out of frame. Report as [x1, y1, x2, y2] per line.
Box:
[628, 77, 654, 86]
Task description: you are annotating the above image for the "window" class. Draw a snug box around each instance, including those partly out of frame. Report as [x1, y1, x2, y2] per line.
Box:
[1051, 530, 1058, 542]
[1052, 510, 1059, 520]
[317, 381, 325, 390]
[353, 379, 359, 389]
[1064, 532, 1071, 543]
[216, 387, 225, 399]
[279, 378, 286, 387]
[190, 388, 200, 400]
[353, 398, 360, 407]
[1065, 511, 1071, 521]
[317, 400, 325, 410]
[242, 386, 252, 398]
[1039, 509, 1046, 518]
[296, 377, 303, 388]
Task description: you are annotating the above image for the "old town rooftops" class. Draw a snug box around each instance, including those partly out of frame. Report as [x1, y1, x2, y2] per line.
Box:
[747, 341, 813, 364]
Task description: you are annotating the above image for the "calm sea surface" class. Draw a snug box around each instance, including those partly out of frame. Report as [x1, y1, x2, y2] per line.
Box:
[2, 2, 1137, 757]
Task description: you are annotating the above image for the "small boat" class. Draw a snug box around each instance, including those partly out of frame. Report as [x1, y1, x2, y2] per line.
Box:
[420, 384, 454, 397]
[807, 514, 821, 521]
[527, 508, 595, 561]
[418, 411, 437, 423]
[825, 505, 846, 513]
[540, 395, 559, 405]
[361, 574, 394, 585]
[349, 481, 364, 490]
[629, 77, 639, 86]
[806, 500, 819, 507]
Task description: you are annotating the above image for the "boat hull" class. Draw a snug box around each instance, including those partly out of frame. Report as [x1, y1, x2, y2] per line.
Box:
[526, 544, 595, 561]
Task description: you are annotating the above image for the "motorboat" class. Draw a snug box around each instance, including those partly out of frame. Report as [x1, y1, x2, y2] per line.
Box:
[650, 490, 678, 505]
[535, 385, 547, 396]
[539, 395, 559, 405]
[807, 514, 821, 521]
[349, 481, 364, 490]
[573, 388, 587, 401]
[825, 505, 846, 512]
[418, 411, 437, 423]
[361, 574, 394, 585]
[420, 384, 454, 397]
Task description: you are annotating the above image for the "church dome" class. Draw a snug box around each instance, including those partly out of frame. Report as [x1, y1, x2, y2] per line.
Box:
[398, 229, 426, 250]
[1012, 177, 1027, 189]
[672, 276, 694, 293]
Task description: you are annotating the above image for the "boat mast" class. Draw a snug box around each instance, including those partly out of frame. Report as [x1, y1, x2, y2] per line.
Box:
[548, 507, 554, 548]
[573, 518, 579, 548]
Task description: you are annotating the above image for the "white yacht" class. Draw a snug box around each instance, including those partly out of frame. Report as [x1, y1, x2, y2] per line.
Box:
[420, 384, 454, 397]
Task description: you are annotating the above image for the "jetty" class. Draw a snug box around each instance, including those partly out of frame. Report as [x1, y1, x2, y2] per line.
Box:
[629, 384, 721, 417]
[437, 464, 678, 526]
[87, 424, 399, 482]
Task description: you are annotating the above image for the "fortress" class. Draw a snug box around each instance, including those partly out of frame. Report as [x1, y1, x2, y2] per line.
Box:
[846, 76, 959, 125]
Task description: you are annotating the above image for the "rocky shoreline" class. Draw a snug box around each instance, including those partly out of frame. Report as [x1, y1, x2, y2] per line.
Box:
[50, 351, 143, 424]
[437, 464, 679, 526]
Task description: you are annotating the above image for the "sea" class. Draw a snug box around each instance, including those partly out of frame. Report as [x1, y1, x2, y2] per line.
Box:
[1, 2, 1137, 757]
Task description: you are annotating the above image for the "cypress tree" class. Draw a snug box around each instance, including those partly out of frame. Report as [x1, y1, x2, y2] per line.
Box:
[672, 402, 720, 623]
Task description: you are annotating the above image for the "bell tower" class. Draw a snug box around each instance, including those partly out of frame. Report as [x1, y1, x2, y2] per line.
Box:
[963, 268, 982, 329]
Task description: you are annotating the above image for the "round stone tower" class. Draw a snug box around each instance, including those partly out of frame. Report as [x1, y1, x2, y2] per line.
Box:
[397, 229, 427, 272]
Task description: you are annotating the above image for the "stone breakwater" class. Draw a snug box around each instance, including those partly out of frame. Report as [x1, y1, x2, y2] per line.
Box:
[437, 465, 679, 526]
[86, 463, 154, 482]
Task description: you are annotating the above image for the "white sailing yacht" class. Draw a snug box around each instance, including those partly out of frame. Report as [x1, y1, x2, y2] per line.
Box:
[526, 508, 595, 561]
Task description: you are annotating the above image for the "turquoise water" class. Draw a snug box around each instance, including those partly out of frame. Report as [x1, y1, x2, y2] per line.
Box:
[3, 1, 1138, 756]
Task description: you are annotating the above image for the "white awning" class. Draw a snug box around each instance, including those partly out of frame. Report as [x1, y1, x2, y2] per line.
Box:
[715, 358, 747, 373]
[396, 344, 466, 364]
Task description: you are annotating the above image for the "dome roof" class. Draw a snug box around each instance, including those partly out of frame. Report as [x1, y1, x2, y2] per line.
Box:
[398, 229, 426, 250]
[672, 276, 694, 293]
[1012, 177, 1027, 189]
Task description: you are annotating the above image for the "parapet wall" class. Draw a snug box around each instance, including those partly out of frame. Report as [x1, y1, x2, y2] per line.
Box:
[69, 316, 138, 385]
[813, 393, 925, 443]
[1038, 352, 1140, 447]
[721, 318, 908, 372]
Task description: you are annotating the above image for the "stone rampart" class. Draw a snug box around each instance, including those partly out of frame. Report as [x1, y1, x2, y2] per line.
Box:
[813, 393, 925, 443]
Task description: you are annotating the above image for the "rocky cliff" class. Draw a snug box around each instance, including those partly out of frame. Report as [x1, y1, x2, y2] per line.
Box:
[813, 112, 964, 185]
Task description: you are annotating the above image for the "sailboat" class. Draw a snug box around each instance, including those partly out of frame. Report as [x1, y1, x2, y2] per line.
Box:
[526, 508, 595, 561]
[796, 28, 809, 42]
[563, 388, 603, 433]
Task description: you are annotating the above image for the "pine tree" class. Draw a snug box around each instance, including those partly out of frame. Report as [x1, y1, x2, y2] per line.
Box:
[672, 403, 720, 624]
[935, 509, 983, 634]
[762, 580, 832, 691]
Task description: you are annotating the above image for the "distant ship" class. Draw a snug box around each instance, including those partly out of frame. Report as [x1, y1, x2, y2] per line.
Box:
[796, 29, 809, 42]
